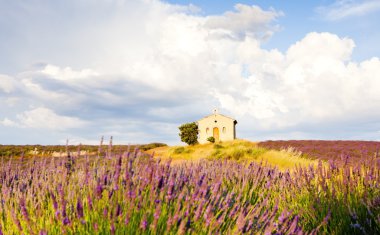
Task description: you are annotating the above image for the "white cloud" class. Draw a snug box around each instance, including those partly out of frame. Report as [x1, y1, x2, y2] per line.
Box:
[41, 64, 98, 80]
[0, 74, 15, 93]
[317, 0, 380, 21]
[205, 32, 380, 131]
[286, 32, 355, 62]
[0, 118, 17, 127]
[15, 107, 88, 130]
[205, 4, 282, 40]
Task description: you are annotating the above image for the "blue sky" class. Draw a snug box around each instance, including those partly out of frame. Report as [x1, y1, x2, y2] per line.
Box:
[167, 0, 380, 61]
[0, 0, 380, 145]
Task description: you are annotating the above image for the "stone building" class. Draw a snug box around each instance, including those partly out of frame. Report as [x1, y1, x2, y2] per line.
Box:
[197, 110, 237, 144]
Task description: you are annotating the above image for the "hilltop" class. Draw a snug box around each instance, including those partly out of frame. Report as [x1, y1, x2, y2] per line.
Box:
[146, 139, 319, 170]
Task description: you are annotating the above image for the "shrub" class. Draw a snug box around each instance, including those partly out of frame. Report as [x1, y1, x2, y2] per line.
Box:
[246, 147, 267, 159]
[214, 144, 224, 149]
[207, 136, 215, 143]
[231, 148, 245, 160]
[211, 149, 223, 158]
[140, 143, 167, 151]
[173, 147, 185, 154]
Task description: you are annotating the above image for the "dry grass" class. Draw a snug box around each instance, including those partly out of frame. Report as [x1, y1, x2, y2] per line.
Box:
[146, 139, 320, 170]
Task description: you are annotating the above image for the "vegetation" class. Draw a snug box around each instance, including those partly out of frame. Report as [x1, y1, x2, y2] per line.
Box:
[178, 122, 199, 145]
[0, 142, 379, 234]
[147, 140, 318, 170]
[207, 136, 215, 143]
[259, 140, 380, 166]
[0, 143, 166, 158]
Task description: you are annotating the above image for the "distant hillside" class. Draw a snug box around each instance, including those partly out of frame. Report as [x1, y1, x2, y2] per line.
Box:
[258, 140, 380, 166]
[0, 143, 166, 158]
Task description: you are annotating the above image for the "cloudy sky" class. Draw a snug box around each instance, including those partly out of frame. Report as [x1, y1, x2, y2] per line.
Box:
[1, 0, 380, 145]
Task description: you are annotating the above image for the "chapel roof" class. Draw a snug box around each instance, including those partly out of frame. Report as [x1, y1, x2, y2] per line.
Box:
[197, 113, 237, 124]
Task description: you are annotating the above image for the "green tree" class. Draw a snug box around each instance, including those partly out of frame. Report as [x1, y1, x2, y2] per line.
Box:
[178, 122, 199, 145]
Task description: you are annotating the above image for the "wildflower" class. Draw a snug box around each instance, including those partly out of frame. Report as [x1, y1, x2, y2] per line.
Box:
[62, 217, 70, 225]
[96, 183, 103, 198]
[166, 217, 173, 232]
[203, 205, 213, 226]
[125, 215, 130, 225]
[157, 176, 164, 190]
[140, 215, 148, 231]
[236, 212, 245, 232]
[77, 198, 84, 218]
[177, 218, 187, 235]
[115, 203, 122, 217]
[51, 192, 58, 211]
[103, 208, 108, 218]
[20, 198, 30, 223]
[110, 223, 115, 235]
[87, 195, 93, 210]
[109, 189, 114, 199]
[39, 230, 47, 235]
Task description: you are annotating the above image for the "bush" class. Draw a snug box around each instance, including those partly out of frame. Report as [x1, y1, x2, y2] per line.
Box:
[214, 144, 224, 149]
[231, 148, 245, 160]
[246, 148, 267, 159]
[173, 147, 185, 154]
[178, 122, 199, 145]
[140, 143, 167, 151]
[207, 136, 215, 143]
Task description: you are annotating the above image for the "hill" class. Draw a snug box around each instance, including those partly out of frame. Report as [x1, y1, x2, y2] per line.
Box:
[146, 139, 319, 170]
[258, 140, 380, 166]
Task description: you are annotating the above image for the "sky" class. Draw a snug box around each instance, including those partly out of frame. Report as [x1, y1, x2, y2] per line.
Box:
[0, 0, 380, 145]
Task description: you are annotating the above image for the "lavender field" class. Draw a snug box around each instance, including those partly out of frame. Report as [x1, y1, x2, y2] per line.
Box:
[0, 146, 379, 234]
[259, 140, 380, 167]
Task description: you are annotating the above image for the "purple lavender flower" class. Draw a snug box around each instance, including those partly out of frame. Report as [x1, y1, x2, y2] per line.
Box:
[236, 212, 246, 232]
[87, 195, 93, 210]
[19, 198, 30, 222]
[140, 216, 148, 231]
[51, 192, 58, 211]
[96, 183, 103, 198]
[77, 198, 84, 218]
[125, 216, 130, 225]
[110, 223, 115, 235]
[11, 209, 22, 232]
[39, 230, 47, 235]
[103, 208, 108, 218]
[109, 189, 114, 199]
[115, 203, 122, 217]
[63, 217, 70, 225]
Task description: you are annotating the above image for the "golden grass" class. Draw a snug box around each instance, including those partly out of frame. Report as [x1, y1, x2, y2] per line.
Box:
[146, 139, 321, 170]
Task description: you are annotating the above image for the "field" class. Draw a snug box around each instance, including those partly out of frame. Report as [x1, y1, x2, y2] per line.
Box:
[0, 140, 379, 234]
[146, 140, 320, 170]
[259, 140, 380, 167]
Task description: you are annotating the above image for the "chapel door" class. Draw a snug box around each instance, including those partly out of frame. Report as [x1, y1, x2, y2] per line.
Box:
[213, 127, 219, 142]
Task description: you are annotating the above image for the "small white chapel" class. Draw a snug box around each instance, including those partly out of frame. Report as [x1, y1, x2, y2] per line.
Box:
[197, 109, 237, 144]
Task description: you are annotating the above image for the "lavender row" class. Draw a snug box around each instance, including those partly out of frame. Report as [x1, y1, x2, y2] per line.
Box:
[0, 148, 379, 234]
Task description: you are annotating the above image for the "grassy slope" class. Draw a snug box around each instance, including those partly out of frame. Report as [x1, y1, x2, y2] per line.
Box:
[146, 139, 320, 170]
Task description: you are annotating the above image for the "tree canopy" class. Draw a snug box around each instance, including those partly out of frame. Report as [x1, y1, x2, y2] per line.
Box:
[178, 122, 199, 145]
